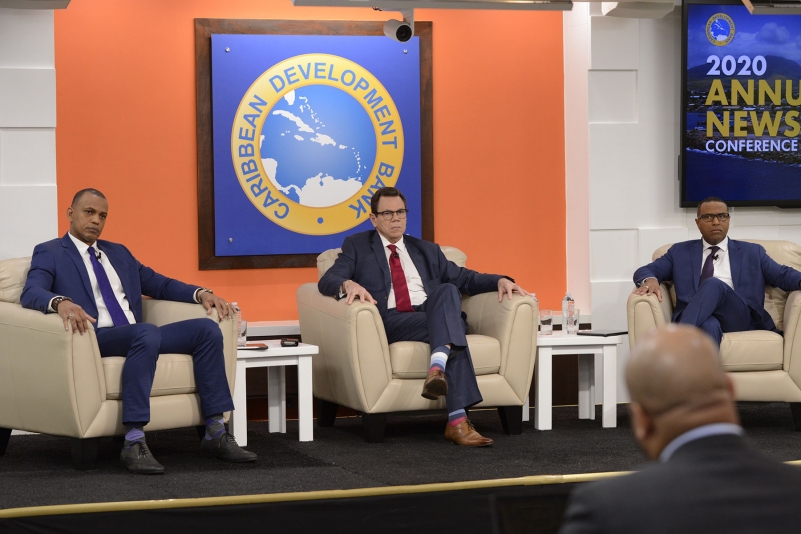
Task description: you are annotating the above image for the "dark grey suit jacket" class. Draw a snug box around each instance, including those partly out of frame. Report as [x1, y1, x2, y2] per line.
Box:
[559, 434, 801, 534]
[318, 230, 504, 318]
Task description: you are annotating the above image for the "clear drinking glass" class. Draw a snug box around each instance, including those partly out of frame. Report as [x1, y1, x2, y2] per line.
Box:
[566, 309, 580, 335]
[539, 309, 553, 335]
[238, 319, 248, 347]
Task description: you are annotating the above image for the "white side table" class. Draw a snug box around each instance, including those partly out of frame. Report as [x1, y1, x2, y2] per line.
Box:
[230, 340, 318, 445]
[525, 331, 624, 430]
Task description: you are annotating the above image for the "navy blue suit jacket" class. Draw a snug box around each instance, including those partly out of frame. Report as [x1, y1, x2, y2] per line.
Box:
[632, 239, 801, 331]
[318, 231, 504, 318]
[21, 233, 199, 325]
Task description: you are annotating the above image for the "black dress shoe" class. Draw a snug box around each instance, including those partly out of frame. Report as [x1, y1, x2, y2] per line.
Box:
[120, 442, 165, 475]
[200, 432, 257, 463]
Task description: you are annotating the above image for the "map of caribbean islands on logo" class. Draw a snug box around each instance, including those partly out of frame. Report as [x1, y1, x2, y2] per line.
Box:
[231, 53, 405, 236]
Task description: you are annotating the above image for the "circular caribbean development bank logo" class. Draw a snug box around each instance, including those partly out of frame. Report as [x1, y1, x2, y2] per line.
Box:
[706, 13, 735, 46]
[231, 53, 404, 235]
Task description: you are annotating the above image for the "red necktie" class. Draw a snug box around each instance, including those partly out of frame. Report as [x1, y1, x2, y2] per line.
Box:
[387, 244, 414, 312]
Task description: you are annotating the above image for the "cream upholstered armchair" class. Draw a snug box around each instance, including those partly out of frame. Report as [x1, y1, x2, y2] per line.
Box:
[627, 239, 801, 429]
[296, 246, 538, 442]
[0, 256, 237, 469]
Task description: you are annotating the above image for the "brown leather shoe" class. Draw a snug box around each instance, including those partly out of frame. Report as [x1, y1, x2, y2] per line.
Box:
[444, 419, 494, 447]
[421, 368, 448, 400]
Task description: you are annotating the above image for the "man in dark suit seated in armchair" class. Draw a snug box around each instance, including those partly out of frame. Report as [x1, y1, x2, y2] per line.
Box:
[632, 196, 801, 345]
[318, 187, 529, 447]
[21, 188, 257, 474]
[558, 324, 801, 534]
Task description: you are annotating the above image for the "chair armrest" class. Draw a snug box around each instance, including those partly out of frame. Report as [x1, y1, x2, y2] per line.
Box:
[627, 285, 672, 348]
[0, 302, 105, 437]
[782, 291, 801, 387]
[461, 293, 537, 398]
[297, 283, 391, 412]
[142, 299, 237, 397]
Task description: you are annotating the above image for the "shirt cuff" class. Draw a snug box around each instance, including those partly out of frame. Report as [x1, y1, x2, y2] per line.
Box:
[46, 297, 57, 313]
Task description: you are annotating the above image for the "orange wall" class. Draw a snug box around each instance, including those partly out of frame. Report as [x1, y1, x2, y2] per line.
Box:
[54, 0, 566, 319]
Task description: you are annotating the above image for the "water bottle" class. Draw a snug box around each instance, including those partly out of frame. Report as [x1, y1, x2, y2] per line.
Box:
[561, 292, 575, 331]
[232, 302, 246, 347]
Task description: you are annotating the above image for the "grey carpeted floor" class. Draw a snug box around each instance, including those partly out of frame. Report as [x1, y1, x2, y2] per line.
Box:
[1, 403, 800, 510]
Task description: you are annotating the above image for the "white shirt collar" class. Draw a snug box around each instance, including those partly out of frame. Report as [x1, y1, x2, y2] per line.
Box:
[68, 232, 98, 257]
[702, 236, 728, 253]
[659, 422, 743, 462]
[378, 233, 406, 253]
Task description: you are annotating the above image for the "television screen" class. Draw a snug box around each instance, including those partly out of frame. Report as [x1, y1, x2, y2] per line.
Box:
[682, 0, 801, 207]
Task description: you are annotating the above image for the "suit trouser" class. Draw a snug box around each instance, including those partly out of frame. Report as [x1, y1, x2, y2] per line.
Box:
[381, 283, 483, 412]
[96, 318, 234, 425]
[677, 278, 757, 345]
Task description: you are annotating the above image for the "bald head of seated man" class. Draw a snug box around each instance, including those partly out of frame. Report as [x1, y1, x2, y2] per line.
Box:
[626, 325, 738, 461]
[558, 325, 801, 534]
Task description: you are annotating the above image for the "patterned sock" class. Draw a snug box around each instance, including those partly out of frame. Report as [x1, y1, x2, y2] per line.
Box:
[430, 345, 450, 372]
[123, 425, 145, 450]
[448, 409, 467, 427]
[205, 414, 225, 440]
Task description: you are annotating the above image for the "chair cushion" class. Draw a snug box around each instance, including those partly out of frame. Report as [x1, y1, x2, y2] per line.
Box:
[720, 330, 784, 372]
[390, 335, 500, 379]
[0, 257, 31, 304]
[103, 354, 197, 399]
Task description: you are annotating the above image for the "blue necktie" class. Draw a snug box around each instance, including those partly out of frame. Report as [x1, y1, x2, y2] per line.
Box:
[699, 246, 720, 284]
[87, 246, 130, 327]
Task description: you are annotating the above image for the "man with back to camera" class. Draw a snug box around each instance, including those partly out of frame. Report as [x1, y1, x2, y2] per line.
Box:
[318, 186, 530, 446]
[21, 188, 257, 474]
[558, 324, 801, 534]
[632, 196, 801, 345]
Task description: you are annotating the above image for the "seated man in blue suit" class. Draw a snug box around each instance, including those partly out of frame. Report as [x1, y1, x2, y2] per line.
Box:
[558, 325, 801, 534]
[632, 196, 801, 345]
[21, 188, 257, 474]
[318, 187, 529, 447]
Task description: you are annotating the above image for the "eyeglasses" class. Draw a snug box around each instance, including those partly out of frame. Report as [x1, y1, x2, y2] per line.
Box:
[374, 209, 408, 220]
[698, 213, 730, 222]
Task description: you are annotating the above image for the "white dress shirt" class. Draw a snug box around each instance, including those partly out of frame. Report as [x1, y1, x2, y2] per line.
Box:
[379, 234, 427, 309]
[65, 233, 136, 328]
[702, 236, 733, 289]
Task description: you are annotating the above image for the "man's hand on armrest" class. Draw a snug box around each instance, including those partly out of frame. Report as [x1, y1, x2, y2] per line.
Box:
[56, 301, 96, 335]
[497, 277, 530, 302]
[342, 280, 377, 305]
[632, 277, 662, 302]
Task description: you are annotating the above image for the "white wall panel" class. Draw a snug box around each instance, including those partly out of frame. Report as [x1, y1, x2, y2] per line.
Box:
[590, 229, 638, 281]
[591, 280, 632, 329]
[729, 225, 783, 241]
[730, 206, 801, 227]
[588, 70, 637, 124]
[589, 16, 639, 70]
[0, 185, 57, 259]
[636, 13, 679, 125]
[564, 2, 593, 310]
[589, 123, 684, 230]
[0, 68, 55, 127]
[0, 128, 56, 185]
[778, 227, 801, 244]
[637, 227, 689, 265]
[0, 8, 53, 68]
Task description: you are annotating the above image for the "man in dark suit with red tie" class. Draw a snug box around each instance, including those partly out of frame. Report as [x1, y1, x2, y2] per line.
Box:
[21, 188, 257, 474]
[318, 187, 529, 446]
[632, 196, 801, 345]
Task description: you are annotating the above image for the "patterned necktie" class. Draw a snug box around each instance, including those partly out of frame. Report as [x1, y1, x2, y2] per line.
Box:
[387, 244, 414, 312]
[87, 246, 130, 327]
[699, 245, 720, 284]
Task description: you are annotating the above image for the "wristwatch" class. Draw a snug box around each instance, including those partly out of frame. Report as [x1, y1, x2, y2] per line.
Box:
[51, 296, 73, 312]
[195, 288, 213, 303]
